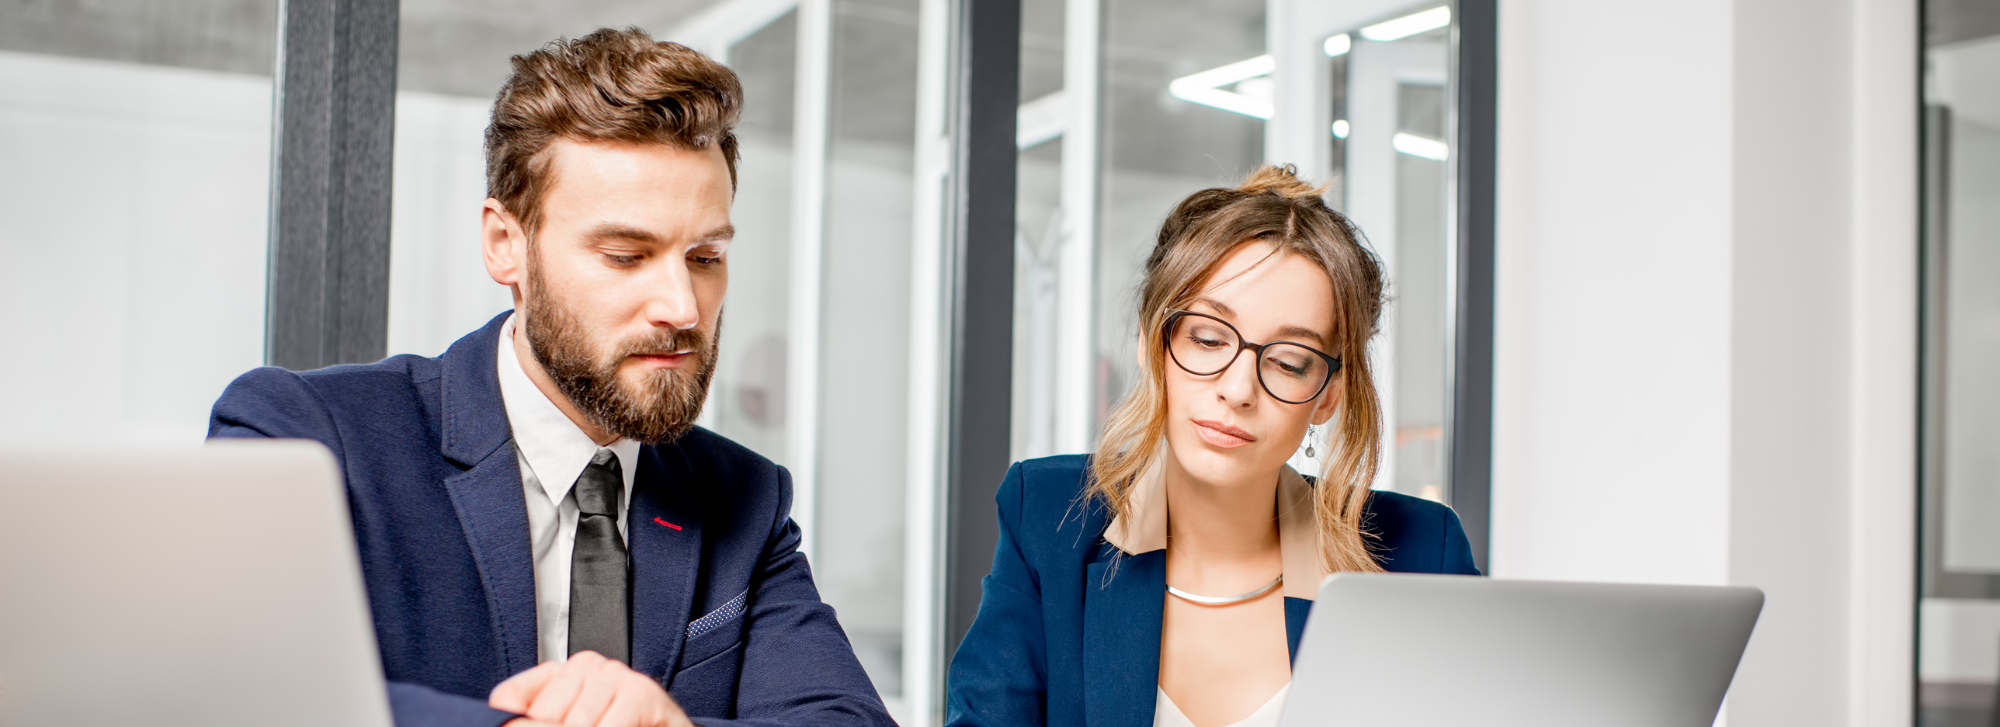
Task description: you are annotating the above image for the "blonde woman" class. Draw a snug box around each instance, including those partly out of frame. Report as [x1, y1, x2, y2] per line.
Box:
[943, 166, 1479, 727]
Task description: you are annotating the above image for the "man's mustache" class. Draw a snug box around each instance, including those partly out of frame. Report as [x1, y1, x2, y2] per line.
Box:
[612, 328, 708, 360]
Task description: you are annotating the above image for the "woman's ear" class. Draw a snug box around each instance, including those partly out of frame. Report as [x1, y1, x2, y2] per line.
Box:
[1310, 374, 1343, 426]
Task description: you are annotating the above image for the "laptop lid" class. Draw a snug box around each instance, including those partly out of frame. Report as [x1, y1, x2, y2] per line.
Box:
[1282, 573, 1763, 727]
[0, 440, 393, 727]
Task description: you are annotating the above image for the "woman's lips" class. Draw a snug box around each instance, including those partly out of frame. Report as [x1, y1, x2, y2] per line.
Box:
[1192, 419, 1256, 449]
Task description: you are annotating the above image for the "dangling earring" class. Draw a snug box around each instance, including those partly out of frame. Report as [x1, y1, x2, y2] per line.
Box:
[1304, 424, 1318, 459]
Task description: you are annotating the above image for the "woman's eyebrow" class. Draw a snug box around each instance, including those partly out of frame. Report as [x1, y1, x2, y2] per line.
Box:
[1276, 325, 1330, 348]
[1198, 298, 1329, 348]
[1193, 298, 1237, 317]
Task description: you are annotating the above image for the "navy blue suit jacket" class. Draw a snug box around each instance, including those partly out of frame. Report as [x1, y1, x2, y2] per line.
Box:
[209, 312, 893, 727]
[943, 455, 1480, 727]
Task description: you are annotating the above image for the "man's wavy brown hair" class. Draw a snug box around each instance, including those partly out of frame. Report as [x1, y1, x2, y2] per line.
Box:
[485, 27, 743, 234]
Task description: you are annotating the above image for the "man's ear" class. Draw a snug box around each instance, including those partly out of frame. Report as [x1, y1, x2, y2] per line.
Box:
[482, 199, 528, 294]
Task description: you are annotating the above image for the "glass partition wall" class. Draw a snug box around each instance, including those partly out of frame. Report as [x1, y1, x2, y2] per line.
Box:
[0, 0, 278, 445]
[1921, 1, 2000, 724]
[385, 0, 937, 721]
[1009, 0, 1470, 502]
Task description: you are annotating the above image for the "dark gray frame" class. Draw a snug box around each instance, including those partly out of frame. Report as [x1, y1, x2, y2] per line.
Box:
[942, 0, 1023, 657]
[266, 0, 400, 370]
[1451, 0, 1498, 573]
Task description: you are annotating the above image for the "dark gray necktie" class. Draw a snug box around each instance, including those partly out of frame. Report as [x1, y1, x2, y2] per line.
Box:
[568, 448, 629, 662]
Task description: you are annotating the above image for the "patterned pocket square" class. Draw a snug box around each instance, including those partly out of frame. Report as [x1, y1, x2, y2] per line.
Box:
[686, 588, 749, 640]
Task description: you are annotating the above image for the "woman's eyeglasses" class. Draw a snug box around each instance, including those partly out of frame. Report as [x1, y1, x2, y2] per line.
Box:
[1162, 310, 1341, 404]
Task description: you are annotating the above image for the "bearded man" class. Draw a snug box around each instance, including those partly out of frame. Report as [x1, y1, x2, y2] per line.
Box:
[209, 28, 893, 727]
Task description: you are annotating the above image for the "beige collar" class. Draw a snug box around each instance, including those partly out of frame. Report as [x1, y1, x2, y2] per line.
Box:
[1102, 458, 1329, 600]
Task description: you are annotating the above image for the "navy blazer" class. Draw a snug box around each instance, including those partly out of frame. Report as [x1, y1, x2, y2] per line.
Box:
[209, 312, 893, 727]
[943, 455, 1480, 727]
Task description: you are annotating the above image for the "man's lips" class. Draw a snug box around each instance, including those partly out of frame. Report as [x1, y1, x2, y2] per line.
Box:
[1192, 419, 1256, 448]
[629, 350, 694, 367]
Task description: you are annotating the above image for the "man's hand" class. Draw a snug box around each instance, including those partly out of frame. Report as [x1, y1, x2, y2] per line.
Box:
[490, 651, 694, 727]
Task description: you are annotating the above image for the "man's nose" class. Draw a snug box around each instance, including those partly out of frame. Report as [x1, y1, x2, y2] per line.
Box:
[643, 260, 701, 330]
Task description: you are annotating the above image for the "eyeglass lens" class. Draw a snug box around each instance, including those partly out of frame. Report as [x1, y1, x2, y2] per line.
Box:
[1167, 314, 1332, 403]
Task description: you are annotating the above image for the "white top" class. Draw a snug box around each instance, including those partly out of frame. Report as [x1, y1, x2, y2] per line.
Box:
[1154, 683, 1290, 727]
[496, 312, 642, 663]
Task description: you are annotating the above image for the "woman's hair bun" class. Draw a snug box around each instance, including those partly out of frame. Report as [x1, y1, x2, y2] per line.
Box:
[1237, 163, 1324, 199]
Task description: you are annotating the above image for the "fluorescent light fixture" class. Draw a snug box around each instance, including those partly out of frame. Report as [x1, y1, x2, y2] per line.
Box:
[1323, 33, 1352, 57]
[1361, 6, 1450, 41]
[1393, 132, 1449, 160]
[1331, 120, 1350, 138]
[1168, 54, 1277, 119]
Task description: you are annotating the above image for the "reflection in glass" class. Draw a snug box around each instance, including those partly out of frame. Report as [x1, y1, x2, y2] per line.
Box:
[0, 0, 277, 444]
[1921, 3, 2000, 724]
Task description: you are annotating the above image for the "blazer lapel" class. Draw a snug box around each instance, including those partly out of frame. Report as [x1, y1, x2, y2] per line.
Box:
[1083, 548, 1165, 727]
[628, 442, 704, 684]
[1283, 597, 1311, 665]
[438, 312, 540, 676]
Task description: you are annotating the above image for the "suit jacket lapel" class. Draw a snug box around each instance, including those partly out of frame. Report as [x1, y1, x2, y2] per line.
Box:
[1083, 548, 1165, 727]
[629, 442, 703, 684]
[438, 312, 540, 676]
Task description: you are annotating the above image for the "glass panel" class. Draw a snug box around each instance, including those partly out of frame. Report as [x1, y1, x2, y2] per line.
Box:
[815, 0, 921, 704]
[0, 0, 277, 444]
[1097, 0, 1267, 433]
[706, 12, 798, 466]
[388, 1, 938, 715]
[1921, 2, 2000, 723]
[1012, 0, 1065, 461]
[1022, 0, 1461, 507]
[387, 1, 731, 358]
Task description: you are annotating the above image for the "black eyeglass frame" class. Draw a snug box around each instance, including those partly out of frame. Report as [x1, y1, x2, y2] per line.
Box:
[1161, 309, 1344, 405]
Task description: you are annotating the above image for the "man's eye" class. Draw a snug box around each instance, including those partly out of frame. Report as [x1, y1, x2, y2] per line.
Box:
[604, 254, 642, 266]
[690, 252, 724, 266]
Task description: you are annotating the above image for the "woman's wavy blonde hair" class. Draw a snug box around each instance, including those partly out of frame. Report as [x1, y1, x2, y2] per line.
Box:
[1088, 164, 1389, 574]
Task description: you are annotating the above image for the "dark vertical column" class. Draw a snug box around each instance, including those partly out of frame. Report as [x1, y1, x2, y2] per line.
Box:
[944, 0, 1021, 658]
[267, 0, 399, 369]
[1450, 0, 1497, 573]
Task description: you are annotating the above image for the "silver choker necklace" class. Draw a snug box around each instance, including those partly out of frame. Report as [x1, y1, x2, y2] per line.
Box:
[1166, 575, 1283, 605]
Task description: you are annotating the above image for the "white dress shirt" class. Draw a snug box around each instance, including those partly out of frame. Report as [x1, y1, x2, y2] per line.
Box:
[496, 313, 642, 663]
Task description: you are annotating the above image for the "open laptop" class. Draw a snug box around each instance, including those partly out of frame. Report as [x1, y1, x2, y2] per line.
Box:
[1283, 573, 1763, 727]
[0, 440, 393, 727]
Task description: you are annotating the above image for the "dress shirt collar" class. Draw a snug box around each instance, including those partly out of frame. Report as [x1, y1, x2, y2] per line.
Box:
[1101, 456, 1328, 600]
[497, 312, 641, 509]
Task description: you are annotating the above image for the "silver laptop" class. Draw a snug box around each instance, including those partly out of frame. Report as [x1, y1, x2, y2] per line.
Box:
[1283, 573, 1763, 727]
[0, 440, 393, 727]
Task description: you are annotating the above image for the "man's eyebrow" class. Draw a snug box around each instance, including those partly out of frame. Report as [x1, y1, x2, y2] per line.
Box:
[583, 223, 665, 244]
[581, 223, 736, 246]
[692, 225, 736, 245]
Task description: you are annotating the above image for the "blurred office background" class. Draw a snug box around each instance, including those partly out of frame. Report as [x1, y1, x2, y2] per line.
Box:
[0, 0, 1990, 724]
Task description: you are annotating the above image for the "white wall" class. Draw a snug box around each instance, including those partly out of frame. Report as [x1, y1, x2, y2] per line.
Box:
[0, 52, 271, 446]
[1492, 1, 1917, 725]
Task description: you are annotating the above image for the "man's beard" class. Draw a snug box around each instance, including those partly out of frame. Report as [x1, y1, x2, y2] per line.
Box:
[522, 252, 719, 444]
